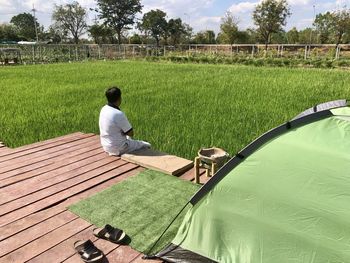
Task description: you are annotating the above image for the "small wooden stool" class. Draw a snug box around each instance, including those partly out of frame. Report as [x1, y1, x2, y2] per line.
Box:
[194, 147, 229, 184]
[194, 157, 217, 184]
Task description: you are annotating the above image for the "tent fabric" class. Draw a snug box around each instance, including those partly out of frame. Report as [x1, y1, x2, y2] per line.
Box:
[157, 243, 217, 263]
[158, 104, 350, 263]
[292, 99, 347, 120]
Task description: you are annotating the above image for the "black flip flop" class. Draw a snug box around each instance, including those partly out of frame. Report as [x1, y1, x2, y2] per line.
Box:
[93, 224, 126, 244]
[74, 240, 104, 263]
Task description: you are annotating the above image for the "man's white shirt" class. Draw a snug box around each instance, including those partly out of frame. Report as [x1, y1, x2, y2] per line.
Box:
[99, 105, 132, 155]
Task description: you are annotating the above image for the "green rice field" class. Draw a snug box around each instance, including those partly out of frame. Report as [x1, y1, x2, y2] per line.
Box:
[0, 61, 349, 159]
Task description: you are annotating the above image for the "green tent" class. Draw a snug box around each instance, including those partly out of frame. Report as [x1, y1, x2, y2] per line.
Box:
[154, 100, 350, 263]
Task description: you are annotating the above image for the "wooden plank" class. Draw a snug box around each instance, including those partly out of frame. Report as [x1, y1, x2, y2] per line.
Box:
[0, 143, 103, 188]
[0, 135, 97, 172]
[0, 132, 90, 160]
[122, 148, 193, 176]
[0, 159, 128, 216]
[0, 153, 116, 204]
[0, 163, 138, 226]
[0, 142, 103, 187]
[0, 168, 144, 242]
[106, 246, 141, 263]
[179, 167, 206, 182]
[0, 205, 66, 242]
[0, 211, 77, 257]
[0, 218, 91, 263]
[0, 136, 98, 175]
[8, 132, 84, 152]
[26, 226, 97, 263]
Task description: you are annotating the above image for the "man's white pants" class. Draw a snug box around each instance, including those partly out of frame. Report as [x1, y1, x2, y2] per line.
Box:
[108, 137, 151, 156]
[121, 138, 151, 154]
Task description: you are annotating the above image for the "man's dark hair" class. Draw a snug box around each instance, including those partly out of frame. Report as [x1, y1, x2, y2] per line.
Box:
[105, 87, 121, 103]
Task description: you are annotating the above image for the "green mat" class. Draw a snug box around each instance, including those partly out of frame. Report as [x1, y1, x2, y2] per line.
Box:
[68, 169, 200, 254]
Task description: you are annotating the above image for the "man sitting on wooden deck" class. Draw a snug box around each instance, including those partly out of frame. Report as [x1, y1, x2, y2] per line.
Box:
[99, 87, 151, 156]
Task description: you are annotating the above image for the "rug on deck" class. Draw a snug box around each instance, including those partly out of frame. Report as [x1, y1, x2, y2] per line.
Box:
[68, 169, 200, 254]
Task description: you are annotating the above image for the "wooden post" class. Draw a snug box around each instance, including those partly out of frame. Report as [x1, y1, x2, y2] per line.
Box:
[338, 46, 341, 59]
[304, 45, 308, 60]
[211, 162, 217, 177]
[75, 46, 78, 61]
[98, 45, 101, 60]
[281, 45, 284, 57]
[132, 46, 135, 58]
[164, 46, 166, 57]
[194, 157, 200, 184]
[251, 45, 255, 58]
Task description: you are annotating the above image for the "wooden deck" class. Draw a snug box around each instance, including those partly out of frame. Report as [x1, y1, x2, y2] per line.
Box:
[0, 132, 208, 263]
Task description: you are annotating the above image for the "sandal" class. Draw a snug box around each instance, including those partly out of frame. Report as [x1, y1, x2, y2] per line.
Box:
[74, 240, 104, 263]
[93, 224, 126, 244]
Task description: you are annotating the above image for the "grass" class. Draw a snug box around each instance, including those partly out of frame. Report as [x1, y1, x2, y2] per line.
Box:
[0, 60, 349, 159]
[68, 169, 200, 254]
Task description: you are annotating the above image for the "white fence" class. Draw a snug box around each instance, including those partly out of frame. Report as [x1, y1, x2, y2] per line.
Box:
[0, 44, 349, 64]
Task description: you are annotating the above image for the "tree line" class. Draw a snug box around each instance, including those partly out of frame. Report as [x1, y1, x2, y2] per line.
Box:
[1, 0, 350, 46]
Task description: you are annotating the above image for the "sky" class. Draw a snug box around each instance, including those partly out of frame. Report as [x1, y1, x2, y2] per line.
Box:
[1, 0, 350, 34]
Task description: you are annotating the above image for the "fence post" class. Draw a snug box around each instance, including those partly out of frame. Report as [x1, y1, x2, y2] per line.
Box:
[251, 45, 255, 58]
[32, 45, 35, 63]
[164, 46, 166, 57]
[98, 45, 101, 60]
[75, 46, 78, 61]
[132, 46, 135, 58]
[281, 45, 284, 57]
[304, 45, 308, 60]
[335, 45, 340, 60]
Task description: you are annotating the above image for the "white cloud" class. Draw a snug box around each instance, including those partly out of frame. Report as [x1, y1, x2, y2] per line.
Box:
[229, 1, 259, 14]
[288, 0, 311, 5]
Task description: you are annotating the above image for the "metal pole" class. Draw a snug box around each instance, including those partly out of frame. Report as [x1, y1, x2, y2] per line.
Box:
[31, 4, 39, 42]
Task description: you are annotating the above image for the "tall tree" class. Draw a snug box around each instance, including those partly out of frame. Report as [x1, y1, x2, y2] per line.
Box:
[314, 12, 333, 44]
[286, 27, 299, 44]
[139, 9, 168, 46]
[52, 1, 87, 44]
[219, 12, 239, 45]
[95, 0, 142, 45]
[252, 0, 291, 49]
[331, 9, 350, 46]
[193, 30, 216, 44]
[0, 23, 20, 42]
[298, 28, 318, 44]
[88, 24, 115, 44]
[10, 13, 41, 41]
[168, 18, 186, 45]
